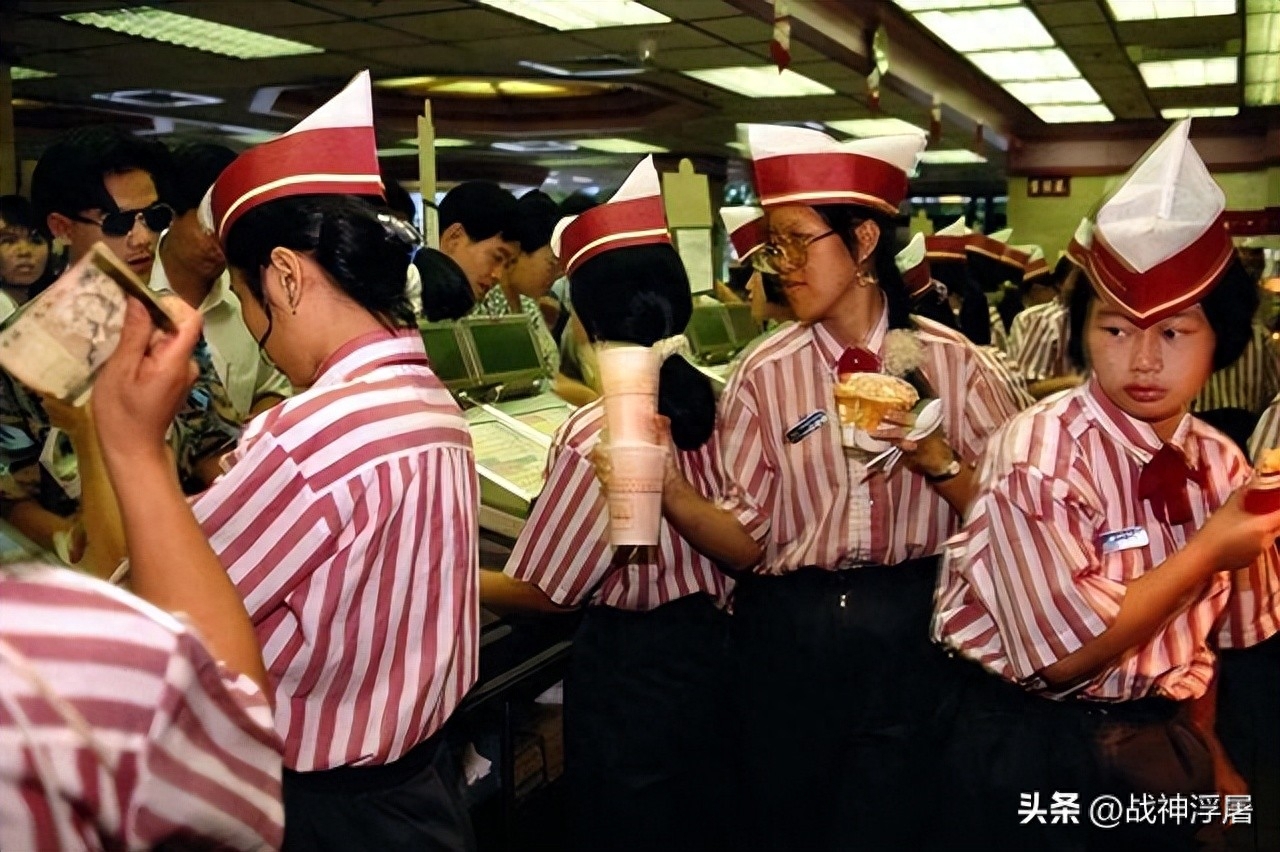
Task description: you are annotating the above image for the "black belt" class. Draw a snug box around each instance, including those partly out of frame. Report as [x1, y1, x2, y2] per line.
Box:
[282, 728, 447, 795]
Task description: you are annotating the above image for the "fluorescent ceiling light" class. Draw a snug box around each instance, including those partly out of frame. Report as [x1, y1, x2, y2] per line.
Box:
[968, 48, 1081, 82]
[1160, 105, 1240, 117]
[572, 138, 669, 153]
[1245, 0, 1280, 106]
[826, 117, 926, 137]
[475, 0, 669, 31]
[918, 149, 988, 164]
[92, 89, 223, 108]
[377, 148, 419, 158]
[1033, 104, 1116, 123]
[10, 66, 56, 80]
[915, 7, 1054, 52]
[1105, 0, 1237, 20]
[895, 0, 1018, 9]
[491, 140, 580, 152]
[683, 66, 835, 97]
[517, 59, 643, 78]
[62, 6, 322, 59]
[1003, 78, 1102, 104]
[1138, 57, 1238, 88]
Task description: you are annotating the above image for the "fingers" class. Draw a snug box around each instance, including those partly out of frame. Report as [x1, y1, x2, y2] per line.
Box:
[105, 298, 154, 381]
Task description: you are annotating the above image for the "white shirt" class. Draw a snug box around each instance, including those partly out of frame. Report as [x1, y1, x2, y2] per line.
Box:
[149, 240, 291, 419]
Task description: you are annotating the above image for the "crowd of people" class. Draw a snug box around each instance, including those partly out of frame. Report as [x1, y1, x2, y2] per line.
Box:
[2, 66, 1280, 852]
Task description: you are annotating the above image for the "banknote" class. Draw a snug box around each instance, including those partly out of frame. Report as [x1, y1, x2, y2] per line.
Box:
[0, 243, 176, 403]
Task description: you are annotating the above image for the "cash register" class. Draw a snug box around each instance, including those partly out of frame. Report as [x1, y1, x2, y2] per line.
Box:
[685, 301, 764, 392]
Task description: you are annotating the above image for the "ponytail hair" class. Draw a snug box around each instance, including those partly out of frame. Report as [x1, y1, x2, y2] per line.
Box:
[569, 244, 716, 450]
[224, 194, 415, 328]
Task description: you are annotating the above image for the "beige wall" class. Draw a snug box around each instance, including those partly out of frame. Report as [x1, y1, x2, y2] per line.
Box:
[1008, 169, 1280, 260]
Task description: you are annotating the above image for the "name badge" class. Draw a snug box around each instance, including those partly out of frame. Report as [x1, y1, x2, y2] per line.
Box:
[786, 410, 828, 444]
[1098, 526, 1149, 555]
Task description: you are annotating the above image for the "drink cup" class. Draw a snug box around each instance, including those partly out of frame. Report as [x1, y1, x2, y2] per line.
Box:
[605, 442, 666, 546]
[598, 345, 660, 444]
[1244, 472, 1280, 514]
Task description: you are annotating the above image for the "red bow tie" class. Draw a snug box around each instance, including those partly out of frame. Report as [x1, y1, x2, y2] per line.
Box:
[1137, 443, 1211, 526]
[837, 347, 881, 374]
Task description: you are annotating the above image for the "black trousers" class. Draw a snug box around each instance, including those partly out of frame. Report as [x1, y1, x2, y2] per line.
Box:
[732, 558, 957, 852]
[1217, 631, 1280, 852]
[281, 729, 476, 852]
[938, 657, 1215, 852]
[564, 593, 733, 852]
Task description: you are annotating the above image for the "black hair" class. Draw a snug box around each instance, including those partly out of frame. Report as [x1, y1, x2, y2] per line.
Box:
[726, 265, 754, 299]
[810, 204, 913, 330]
[511, 190, 559, 254]
[570, 243, 716, 451]
[1067, 256, 1258, 373]
[438, 181, 517, 242]
[30, 126, 173, 221]
[224, 194, 414, 329]
[381, 175, 417, 225]
[559, 191, 600, 217]
[413, 247, 476, 321]
[168, 142, 237, 215]
[931, 259, 992, 345]
[910, 284, 959, 330]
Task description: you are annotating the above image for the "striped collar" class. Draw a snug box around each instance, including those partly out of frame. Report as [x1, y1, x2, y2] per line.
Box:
[311, 328, 428, 388]
[1079, 375, 1199, 469]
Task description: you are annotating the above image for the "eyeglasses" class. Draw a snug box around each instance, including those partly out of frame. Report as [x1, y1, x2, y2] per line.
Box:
[752, 229, 838, 275]
[71, 202, 174, 238]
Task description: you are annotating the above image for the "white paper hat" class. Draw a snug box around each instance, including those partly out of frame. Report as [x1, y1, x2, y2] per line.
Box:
[895, 232, 932, 298]
[721, 206, 767, 261]
[551, 156, 670, 278]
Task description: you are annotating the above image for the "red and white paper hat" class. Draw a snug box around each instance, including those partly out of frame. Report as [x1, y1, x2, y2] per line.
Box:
[552, 156, 670, 278]
[924, 216, 972, 262]
[967, 227, 1016, 265]
[895, 232, 933, 298]
[745, 124, 924, 215]
[1068, 119, 1231, 327]
[721, 206, 767, 262]
[202, 71, 383, 240]
[1020, 245, 1050, 281]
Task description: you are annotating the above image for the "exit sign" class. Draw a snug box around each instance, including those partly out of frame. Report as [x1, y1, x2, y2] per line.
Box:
[1028, 176, 1071, 197]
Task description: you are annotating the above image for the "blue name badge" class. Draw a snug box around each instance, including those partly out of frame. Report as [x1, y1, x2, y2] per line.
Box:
[1098, 526, 1149, 555]
[786, 410, 828, 444]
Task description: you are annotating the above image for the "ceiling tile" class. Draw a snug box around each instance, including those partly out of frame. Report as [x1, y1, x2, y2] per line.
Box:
[652, 44, 765, 71]
[11, 17, 138, 52]
[375, 8, 544, 40]
[576, 22, 723, 53]
[357, 43, 474, 70]
[1027, 1, 1108, 27]
[449, 32, 607, 64]
[271, 20, 424, 49]
[304, 0, 469, 17]
[166, 1, 343, 27]
[1055, 24, 1118, 47]
[692, 16, 775, 44]
[642, 0, 742, 21]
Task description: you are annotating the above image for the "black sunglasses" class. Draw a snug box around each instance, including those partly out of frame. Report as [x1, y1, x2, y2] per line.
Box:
[71, 202, 174, 238]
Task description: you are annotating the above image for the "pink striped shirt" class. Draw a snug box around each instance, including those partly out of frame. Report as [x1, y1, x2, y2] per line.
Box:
[718, 311, 1030, 573]
[191, 330, 479, 772]
[505, 402, 732, 610]
[1, 564, 283, 851]
[1008, 300, 1072, 383]
[1248, 391, 1280, 461]
[934, 378, 1280, 702]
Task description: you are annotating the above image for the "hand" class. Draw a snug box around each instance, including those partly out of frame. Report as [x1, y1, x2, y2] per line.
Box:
[1195, 488, 1280, 572]
[92, 296, 203, 465]
[872, 412, 957, 477]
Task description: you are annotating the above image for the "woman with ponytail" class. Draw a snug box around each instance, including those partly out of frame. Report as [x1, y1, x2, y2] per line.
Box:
[88, 74, 480, 849]
[481, 158, 757, 852]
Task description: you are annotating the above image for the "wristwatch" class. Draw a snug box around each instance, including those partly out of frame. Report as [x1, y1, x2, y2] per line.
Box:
[925, 457, 963, 483]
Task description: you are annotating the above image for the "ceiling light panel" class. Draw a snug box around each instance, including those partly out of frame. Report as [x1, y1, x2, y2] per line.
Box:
[682, 66, 835, 97]
[826, 118, 928, 137]
[475, 0, 669, 31]
[62, 6, 323, 59]
[967, 48, 1080, 81]
[10, 66, 56, 80]
[1245, 0, 1280, 106]
[1003, 78, 1103, 104]
[1160, 105, 1240, 117]
[918, 149, 989, 164]
[1138, 56, 1239, 88]
[572, 138, 668, 153]
[1105, 0, 1237, 21]
[914, 7, 1054, 52]
[896, 0, 1018, 9]
[1033, 104, 1116, 123]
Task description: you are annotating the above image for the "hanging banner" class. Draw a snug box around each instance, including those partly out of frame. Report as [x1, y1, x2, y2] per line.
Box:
[770, 0, 792, 73]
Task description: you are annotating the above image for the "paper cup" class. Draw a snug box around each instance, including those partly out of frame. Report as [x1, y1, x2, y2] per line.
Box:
[606, 442, 665, 546]
[1244, 473, 1280, 514]
[603, 392, 658, 444]
[597, 344, 659, 396]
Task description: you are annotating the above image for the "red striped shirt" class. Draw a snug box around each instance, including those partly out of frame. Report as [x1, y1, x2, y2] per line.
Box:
[718, 312, 1030, 573]
[505, 402, 732, 610]
[1007, 300, 1072, 383]
[191, 330, 479, 772]
[1, 564, 283, 851]
[934, 378, 1280, 701]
